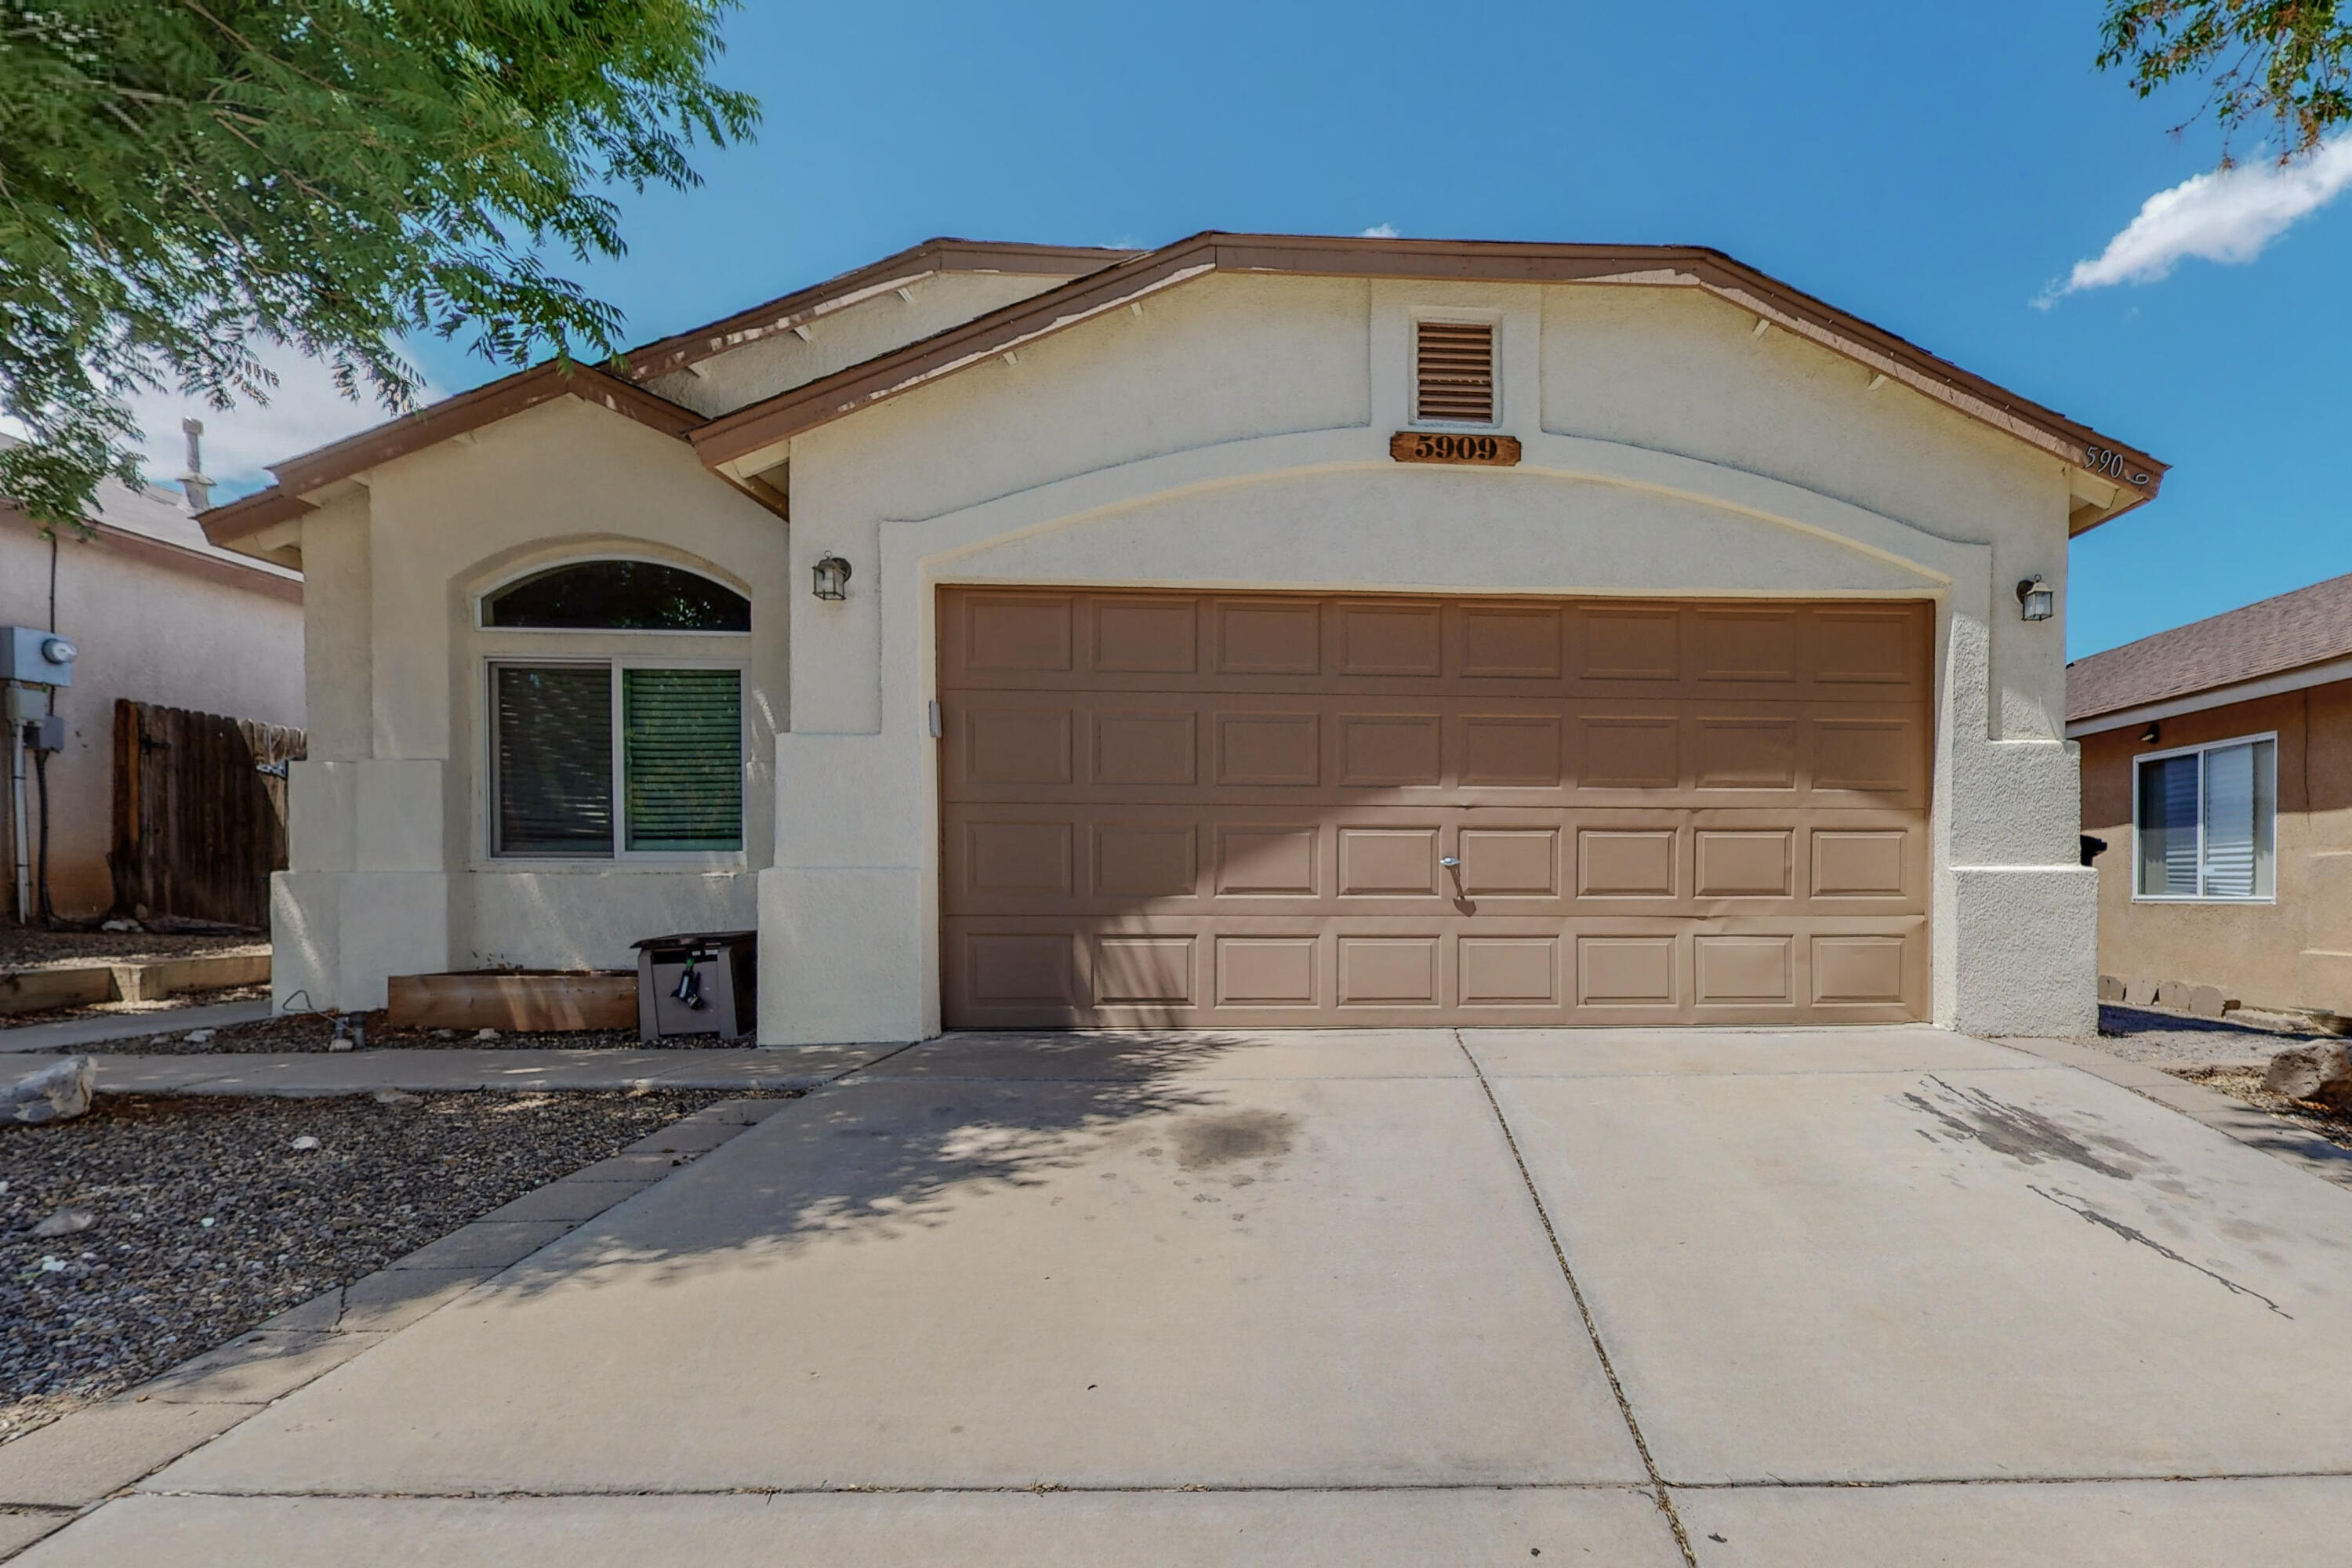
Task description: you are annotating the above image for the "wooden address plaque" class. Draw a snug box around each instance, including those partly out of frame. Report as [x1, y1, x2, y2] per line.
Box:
[1390, 430, 1521, 466]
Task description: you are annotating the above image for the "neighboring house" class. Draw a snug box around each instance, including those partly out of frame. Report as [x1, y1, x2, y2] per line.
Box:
[1, 433, 304, 923]
[198, 232, 2162, 1042]
[2068, 573, 2352, 1022]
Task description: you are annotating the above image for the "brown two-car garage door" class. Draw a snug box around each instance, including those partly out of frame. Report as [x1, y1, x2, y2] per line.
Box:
[940, 589, 1930, 1029]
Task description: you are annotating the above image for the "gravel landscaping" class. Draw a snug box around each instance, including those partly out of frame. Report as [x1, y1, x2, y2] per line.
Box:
[93, 1009, 703, 1054]
[2085, 1003, 2311, 1069]
[0, 1087, 785, 1442]
[2172, 1065, 2352, 1153]
[0, 931, 263, 969]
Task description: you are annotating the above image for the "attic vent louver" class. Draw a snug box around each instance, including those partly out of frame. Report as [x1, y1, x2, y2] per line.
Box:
[1414, 321, 1495, 424]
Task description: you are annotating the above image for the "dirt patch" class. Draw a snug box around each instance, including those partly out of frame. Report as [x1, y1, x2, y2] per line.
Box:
[0, 1088, 788, 1443]
[2085, 1004, 2314, 1071]
[2169, 1065, 2352, 1154]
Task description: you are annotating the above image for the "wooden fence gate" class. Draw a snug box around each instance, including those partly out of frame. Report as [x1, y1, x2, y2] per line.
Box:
[110, 700, 306, 927]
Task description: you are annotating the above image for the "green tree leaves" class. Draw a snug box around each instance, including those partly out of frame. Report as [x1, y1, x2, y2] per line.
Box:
[0, 2, 758, 532]
[2099, 1, 2352, 160]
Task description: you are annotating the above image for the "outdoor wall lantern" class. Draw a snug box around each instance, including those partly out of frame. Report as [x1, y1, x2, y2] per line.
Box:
[811, 553, 852, 601]
[2016, 575, 2054, 622]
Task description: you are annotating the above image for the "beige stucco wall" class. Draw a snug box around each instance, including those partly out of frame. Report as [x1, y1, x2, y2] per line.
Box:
[764, 271, 2091, 1043]
[270, 397, 786, 1010]
[2082, 682, 2352, 1014]
[1, 509, 303, 920]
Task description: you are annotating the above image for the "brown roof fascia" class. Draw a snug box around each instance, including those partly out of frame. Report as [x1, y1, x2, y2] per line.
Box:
[689, 233, 2166, 528]
[203, 363, 704, 546]
[622, 238, 1143, 383]
[197, 483, 314, 547]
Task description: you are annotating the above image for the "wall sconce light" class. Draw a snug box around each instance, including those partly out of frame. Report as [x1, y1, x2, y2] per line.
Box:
[2142, 723, 2161, 745]
[811, 553, 852, 601]
[2016, 575, 2054, 622]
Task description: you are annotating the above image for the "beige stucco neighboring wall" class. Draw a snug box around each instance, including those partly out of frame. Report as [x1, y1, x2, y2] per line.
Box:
[1, 506, 303, 921]
[270, 396, 786, 1010]
[2082, 682, 2352, 1015]
[764, 270, 2091, 1044]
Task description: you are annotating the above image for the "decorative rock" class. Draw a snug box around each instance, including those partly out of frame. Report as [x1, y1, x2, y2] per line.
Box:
[100, 919, 140, 932]
[2125, 975, 2162, 1007]
[2187, 985, 2233, 1019]
[183, 1029, 216, 1044]
[31, 1207, 96, 1237]
[289, 1135, 321, 1151]
[2156, 980, 2194, 1011]
[327, 1036, 355, 1053]
[474, 1028, 499, 1040]
[4, 1055, 95, 1124]
[2097, 975, 2126, 1002]
[371, 1088, 421, 1105]
[2263, 1041, 2352, 1107]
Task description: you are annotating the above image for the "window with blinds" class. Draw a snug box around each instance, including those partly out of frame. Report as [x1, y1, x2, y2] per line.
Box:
[622, 668, 743, 851]
[492, 662, 743, 858]
[1414, 320, 1496, 424]
[2136, 735, 2274, 899]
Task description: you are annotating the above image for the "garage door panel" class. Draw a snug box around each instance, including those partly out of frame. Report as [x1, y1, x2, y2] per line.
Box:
[942, 590, 1929, 1028]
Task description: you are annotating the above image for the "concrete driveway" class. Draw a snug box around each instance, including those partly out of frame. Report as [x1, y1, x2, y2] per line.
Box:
[21, 1026, 2352, 1565]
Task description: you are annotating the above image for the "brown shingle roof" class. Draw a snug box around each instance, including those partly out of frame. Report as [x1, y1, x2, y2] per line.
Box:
[2067, 572, 2352, 721]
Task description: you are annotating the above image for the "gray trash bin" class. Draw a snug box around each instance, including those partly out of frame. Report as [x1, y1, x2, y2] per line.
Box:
[632, 929, 758, 1041]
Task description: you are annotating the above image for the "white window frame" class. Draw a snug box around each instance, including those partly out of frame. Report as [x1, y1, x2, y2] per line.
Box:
[1406, 310, 1504, 431]
[485, 655, 750, 866]
[2131, 730, 2278, 903]
[474, 556, 752, 637]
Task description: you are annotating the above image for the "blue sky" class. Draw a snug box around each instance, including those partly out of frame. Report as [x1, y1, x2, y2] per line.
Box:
[168, 0, 2351, 660]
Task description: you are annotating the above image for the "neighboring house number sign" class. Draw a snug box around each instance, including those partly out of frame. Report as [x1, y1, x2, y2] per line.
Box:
[1390, 431, 1523, 466]
[2082, 445, 2152, 487]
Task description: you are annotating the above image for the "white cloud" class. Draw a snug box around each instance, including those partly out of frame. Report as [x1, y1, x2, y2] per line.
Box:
[2043, 136, 2352, 303]
[124, 346, 426, 495]
[1359, 223, 1400, 238]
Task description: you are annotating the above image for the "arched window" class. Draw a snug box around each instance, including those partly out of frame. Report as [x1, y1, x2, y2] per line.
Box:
[484, 561, 749, 632]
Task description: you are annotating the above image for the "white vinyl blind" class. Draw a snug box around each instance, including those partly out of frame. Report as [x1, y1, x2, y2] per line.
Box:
[2201, 743, 2256, 896]
[2136, 737, 2274, 899]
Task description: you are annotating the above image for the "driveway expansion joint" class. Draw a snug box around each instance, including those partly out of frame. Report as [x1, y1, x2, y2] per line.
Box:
[1452, 1029, 1700, 1568]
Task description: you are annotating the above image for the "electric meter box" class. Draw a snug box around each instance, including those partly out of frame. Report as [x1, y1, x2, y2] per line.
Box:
[0, 627, 76, 688]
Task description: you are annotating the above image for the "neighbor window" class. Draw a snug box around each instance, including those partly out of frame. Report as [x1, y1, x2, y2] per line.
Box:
[492, 662, 743, 857]
[2135, 734, 2275, 900]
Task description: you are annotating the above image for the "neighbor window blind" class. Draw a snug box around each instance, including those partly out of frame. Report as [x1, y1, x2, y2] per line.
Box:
[622, 668, 743, 852]
[2136, 738, 2274, 898]
[495, 666, 614, 855]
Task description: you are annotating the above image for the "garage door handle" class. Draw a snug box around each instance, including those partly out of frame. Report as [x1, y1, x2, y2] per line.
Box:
[1439, 856, 1461, 869]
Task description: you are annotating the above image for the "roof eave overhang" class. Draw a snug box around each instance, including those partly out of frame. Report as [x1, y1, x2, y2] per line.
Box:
[684, 233, 2168, 514]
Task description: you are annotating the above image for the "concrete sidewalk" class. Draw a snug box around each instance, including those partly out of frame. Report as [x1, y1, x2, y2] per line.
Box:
[0, 998, 273, 1054]
[77, 1044, 902, 1095]
[13, 1025, 2352, 1565]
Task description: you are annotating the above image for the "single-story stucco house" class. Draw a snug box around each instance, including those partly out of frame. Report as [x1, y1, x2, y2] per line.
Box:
[196, 232, 2162, 1043]
[2070, 572, 2352, 1025]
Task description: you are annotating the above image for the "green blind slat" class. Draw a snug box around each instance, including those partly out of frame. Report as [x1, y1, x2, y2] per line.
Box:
[495, 666, 613, 855]
[623, 669, 743, 851]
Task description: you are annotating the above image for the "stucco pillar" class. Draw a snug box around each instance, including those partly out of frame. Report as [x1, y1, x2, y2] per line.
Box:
[273, 758, 450, 1012]
[757, 730, 929, 1044]
[1933, 596, 2098, 1036]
